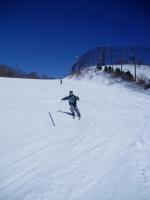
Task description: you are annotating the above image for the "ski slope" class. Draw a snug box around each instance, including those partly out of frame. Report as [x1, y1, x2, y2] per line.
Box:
[0, 72, 150, 200]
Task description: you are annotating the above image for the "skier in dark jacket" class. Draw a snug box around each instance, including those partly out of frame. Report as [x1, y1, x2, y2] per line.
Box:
[61, 91, 81, 119]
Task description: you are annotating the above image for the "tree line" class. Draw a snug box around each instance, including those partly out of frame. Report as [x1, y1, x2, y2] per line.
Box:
[0, 64, 54, 79]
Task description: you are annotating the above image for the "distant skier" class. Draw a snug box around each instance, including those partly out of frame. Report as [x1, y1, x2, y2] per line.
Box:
[60, 79, 62, 85]
[61, 91, 81, 119]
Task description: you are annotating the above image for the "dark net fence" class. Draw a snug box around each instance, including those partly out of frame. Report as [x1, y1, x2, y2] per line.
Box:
[71, 47, 150, 74]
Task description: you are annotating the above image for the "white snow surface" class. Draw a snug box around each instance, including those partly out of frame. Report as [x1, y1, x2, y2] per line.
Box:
[0, 72, 150, 200]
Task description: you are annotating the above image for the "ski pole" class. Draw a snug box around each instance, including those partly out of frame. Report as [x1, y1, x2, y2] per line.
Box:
[59, 100, 62, 111]
[48, 112, 55, 126]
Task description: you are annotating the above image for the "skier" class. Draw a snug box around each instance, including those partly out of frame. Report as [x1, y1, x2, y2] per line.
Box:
[61, 91, 81, 119]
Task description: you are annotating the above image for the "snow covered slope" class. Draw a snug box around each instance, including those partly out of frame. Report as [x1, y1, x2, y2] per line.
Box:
[0, 73, 150, 200]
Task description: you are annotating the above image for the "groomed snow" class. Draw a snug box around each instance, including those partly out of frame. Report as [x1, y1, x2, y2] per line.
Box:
[0, 72, 150, 200]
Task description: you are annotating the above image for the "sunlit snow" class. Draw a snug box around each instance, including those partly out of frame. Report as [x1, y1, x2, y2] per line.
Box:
[0, 70, 150, 200]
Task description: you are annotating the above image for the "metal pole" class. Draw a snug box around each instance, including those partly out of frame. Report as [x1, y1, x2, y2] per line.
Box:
[121, 48, 123, 72]
[133, 50, 136, 82]
[59, 100, 62, 111]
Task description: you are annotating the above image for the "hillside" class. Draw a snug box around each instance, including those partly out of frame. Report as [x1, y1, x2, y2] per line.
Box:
[111, 64, 150, 80]
[0, 72, 150, 200]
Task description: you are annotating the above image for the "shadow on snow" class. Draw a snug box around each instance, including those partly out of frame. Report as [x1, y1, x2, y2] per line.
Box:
[58, 111, 73, 116]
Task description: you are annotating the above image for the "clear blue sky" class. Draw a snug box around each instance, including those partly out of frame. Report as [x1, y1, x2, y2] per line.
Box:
[0, 0, 150, 77]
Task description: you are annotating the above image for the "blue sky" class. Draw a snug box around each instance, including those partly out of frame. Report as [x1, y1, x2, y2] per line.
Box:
[0, 0, 150, 77]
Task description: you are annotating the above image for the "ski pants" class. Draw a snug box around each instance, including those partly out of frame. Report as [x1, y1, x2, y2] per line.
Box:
[70, 104, 81, 117]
